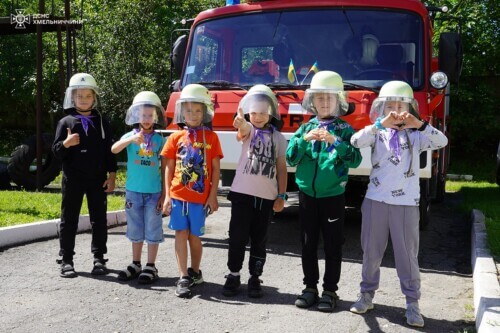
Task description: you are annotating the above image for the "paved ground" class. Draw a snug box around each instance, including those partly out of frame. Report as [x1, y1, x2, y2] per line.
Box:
[0, 192, 475, 333]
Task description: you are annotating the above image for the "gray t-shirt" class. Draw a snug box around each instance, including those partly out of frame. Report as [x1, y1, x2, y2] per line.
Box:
[230, 125, 288, 200]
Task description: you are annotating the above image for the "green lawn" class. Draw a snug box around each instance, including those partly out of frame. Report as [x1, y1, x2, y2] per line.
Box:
[447, 154, 500, 258]
[0, 190, 124, 227]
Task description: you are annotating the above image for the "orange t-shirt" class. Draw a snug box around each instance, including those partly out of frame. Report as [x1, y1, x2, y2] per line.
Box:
[161, 128, 223, 204]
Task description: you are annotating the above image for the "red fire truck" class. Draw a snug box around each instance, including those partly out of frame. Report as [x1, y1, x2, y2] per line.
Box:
[166, 0, 462, 227]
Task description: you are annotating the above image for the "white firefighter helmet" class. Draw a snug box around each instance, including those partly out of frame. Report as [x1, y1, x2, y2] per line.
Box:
[369, 80, 420, 123]
[239, 84, 280, 120]
[125, 91, 165, 126]
[302, 71, 349, 117]
[174, 84, 214, 124]
[63, 73, 101, 110]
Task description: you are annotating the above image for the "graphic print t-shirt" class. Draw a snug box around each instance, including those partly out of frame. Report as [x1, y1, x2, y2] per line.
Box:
[123, 130, 164, 193]
[161, 128, 223, 204]
[230, 125, 288, 201]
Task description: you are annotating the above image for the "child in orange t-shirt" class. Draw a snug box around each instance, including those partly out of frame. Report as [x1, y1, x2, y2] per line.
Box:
[161, 84, 223, 298]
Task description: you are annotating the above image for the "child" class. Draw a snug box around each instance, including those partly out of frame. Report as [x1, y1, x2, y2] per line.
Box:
[349, 80, 448, 327]
[52, 73, 117, 278]
[286, 71, 361, 311]
[111, 91, 165, 284]
[222, 85, 288, 298]
[161, 84, 223, 298]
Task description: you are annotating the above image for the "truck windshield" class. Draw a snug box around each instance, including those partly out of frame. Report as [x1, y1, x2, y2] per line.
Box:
[182, 9, 424, 90]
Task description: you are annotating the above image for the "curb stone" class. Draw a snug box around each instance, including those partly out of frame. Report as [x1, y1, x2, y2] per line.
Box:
[0, 210, 126, 249]
[471, 209, 500, 333]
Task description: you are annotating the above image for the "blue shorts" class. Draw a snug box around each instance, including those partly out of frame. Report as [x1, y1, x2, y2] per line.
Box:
[125, 190, 164, 244]
[169, 198, 206, 236]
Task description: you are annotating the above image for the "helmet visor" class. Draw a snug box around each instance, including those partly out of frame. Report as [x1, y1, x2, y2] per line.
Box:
[125, 103, 164, 126]
[63, 87, 99, 110]
[369, 97, 420, 123]
[174, 100, 213, 125]
[302, 90, 348, 117]
[239, 94, 280, 120]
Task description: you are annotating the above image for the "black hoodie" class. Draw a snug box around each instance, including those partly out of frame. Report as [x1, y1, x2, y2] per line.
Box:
[52, 108, 117, 181]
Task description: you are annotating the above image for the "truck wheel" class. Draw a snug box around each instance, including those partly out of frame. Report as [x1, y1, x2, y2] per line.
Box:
[0, 162, 11, 189]
[221, 170, 235, 186]
[434, 145, 449, 203]
[419, 179, 431, 230]
[7, 133, 61, 190]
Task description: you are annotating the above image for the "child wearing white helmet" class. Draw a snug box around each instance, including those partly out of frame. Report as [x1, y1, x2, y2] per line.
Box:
[161, 84, 224, 298]
[349, 80, 448, 328]
[286, 71, 361, 312]
[222, 85, 288, 298]
[52, 73, 117, 278]
[111, 91, 166, 284]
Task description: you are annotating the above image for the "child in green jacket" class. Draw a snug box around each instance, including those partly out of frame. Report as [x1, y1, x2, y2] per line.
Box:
[286, 71, 361, 312]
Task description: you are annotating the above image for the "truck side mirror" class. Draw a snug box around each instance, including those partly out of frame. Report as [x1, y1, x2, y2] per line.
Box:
[170, 35, 188, 77]
[438, 32, 463, 84]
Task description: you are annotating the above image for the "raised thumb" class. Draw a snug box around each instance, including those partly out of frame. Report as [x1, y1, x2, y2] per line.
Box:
[67, 128, 72, 135]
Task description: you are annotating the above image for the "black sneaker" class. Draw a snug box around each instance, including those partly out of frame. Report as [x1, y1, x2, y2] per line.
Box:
[222, 274, 241, 297]
[248, 275, 263, 298]
[91, 258, 109, 276]
[175, 277, 192, 298]
[188, 267, 204, 286]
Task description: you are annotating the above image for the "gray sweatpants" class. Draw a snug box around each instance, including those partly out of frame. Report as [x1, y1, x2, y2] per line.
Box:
[359, 198, 421, 304]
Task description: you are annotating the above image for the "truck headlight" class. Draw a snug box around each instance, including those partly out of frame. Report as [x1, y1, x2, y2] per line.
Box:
[430, 71, 449, 89]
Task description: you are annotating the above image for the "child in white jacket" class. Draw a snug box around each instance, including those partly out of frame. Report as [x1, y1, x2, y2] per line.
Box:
[349, 81, 448, 328]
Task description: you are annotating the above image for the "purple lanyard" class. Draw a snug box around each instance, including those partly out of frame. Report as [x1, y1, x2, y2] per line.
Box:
[388, 129, 401, 160]
[250, 125, 275, 151]
[74, 115, 95, 136]
[185, 126, 209, 146]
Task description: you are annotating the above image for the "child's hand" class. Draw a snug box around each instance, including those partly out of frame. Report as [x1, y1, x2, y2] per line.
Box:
[304, 128, 321, 142]
[63, 128, 80, 147]
[103, 175, 115, 193]
[233, 108, 247, 129]
[399, 112, 424, 129]
[132, 130, 145, 145]
[205, 196, 219, 215]
[317, 128, 335, 144]
[273, 197, 285, 213]
[162, 197, 172, 216]
[381, 112, 406, 130]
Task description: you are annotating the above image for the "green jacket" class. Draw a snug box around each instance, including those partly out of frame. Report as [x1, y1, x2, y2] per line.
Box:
[286, 117, 361, 198]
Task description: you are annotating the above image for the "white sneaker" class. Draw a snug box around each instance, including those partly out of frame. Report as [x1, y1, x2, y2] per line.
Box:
[350, 292, 374, 314]
[406, 302, 425, 328]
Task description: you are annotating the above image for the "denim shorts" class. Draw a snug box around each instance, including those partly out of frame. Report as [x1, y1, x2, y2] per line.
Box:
[125, 190, 164, 244]
[169, 198, 206, 236]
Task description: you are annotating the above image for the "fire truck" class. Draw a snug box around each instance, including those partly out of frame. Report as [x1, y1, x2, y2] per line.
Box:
[166, 0, 462, 227]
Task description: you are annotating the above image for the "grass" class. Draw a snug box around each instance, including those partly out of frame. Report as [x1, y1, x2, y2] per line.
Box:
[0, 190, 125, 227]
[447, 153, 500, 258]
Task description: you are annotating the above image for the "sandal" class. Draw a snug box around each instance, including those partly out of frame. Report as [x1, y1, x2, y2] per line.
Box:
[317, 290, 339, 312]
[117, 263, 142, 281]
[295, 288, 319, 308]
[137, 265, 159, 284]
[60, 262, 77, 278]
[91, 258, 109, 276]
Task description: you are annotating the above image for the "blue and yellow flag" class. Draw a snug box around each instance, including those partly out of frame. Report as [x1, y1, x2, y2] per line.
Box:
[310, 61, 319, 73]
[288, 59, 296, 83]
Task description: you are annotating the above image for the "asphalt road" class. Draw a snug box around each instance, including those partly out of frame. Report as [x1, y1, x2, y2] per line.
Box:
[0, 191, 475, 333]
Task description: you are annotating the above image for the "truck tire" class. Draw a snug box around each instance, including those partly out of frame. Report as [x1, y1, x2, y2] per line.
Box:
[7, 133, 61, 190]
[221, 170, 235, 186]
[434, 143, 449, 203]
[0, 162, 11, 189]
[419, 179, 431, 230]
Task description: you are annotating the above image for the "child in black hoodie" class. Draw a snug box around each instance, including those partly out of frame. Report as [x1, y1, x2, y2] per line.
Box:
[52, 73, 117, 278]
